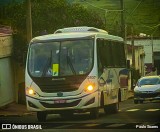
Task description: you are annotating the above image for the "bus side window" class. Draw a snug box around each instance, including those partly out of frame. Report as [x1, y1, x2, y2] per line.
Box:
[105, 40, 113, 67]
[97, 39, 105, 76]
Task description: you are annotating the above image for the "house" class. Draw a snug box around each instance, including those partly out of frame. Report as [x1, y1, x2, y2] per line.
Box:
[125, 44, 145, 90]
[127, 37, 160, 75]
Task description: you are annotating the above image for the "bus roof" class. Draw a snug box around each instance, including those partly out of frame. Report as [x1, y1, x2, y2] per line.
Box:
[31, 27, 123, 43]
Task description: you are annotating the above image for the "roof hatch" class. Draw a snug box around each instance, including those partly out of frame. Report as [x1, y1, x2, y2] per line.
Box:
[54, 26, 108, 34]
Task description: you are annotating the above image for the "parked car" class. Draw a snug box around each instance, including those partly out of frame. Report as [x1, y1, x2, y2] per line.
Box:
[134, 75, 160, 104]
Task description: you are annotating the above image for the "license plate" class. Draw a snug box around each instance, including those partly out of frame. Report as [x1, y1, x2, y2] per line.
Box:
[54, 100, 66, 104]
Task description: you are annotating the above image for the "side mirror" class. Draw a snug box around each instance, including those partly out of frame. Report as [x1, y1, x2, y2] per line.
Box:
[99, 77, 106, 86]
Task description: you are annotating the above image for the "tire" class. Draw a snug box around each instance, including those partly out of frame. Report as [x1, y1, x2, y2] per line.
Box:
[60, 112, 74, 118]
[140, 100, 143, 104]
[90, 108, 99, 119]
[37, 111, 47, 122]
[104, 103, 119, 114]
[100, 92, 104, 108]
[134, 100, 138, 104]
[118, 89, 121, 102]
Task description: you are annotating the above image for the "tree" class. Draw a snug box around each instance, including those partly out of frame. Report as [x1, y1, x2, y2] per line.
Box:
[2, 0, 105, 65]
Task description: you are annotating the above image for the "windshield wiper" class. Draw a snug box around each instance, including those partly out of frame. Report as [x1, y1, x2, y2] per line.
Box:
[41, 51, 52, 77]
[67, 56, 76, 75]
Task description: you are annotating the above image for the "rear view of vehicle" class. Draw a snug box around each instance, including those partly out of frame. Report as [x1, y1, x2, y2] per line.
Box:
[134, 76, 160, 104]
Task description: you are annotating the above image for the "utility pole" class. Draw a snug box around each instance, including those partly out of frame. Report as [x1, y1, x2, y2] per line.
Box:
[26, 0, 32, 43]
[131, 25, 135, 68]
[120, 0, 128, 66]
[151, 34, 154, 66]
[120, 0, 125, 40]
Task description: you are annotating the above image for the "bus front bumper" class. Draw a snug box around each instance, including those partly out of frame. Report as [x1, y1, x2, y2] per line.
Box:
[26, 91, 99, 113]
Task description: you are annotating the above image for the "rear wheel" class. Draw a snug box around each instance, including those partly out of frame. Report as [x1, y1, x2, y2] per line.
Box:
[37, 111, 47, 122]
[118, 89, 121, 102]
[90, 108, 99, 119]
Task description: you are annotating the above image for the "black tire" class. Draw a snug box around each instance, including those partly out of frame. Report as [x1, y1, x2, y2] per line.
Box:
[60, 112, 74, 118]
[104, 103, 119, 114]
[37, 111, 47, 122]
[134, 100, 138, 104]
[140, 100, 143, 104]
[100, 92, 104, 108]
[90, 108, 99, 119]
[118, 89, 121, 102]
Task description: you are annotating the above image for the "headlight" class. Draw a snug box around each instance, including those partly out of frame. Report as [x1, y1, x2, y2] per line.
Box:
[84, 83, 95, 93]
[26, 87, 39, 97]
[134, 89, 141, 93]
[87, 85, 94, 91]
[28, 89, 34, 95]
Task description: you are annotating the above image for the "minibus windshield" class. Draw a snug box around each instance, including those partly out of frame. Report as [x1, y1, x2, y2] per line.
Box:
[28, 39, 94, 77]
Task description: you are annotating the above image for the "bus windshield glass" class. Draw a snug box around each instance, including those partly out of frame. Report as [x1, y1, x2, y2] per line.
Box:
[28, 39, 94, 77]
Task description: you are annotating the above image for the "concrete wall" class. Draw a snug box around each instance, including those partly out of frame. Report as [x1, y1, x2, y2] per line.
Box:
[0, 57, 15, 107]
[0, 34, 15, 107]
[0, 34, 12, 58]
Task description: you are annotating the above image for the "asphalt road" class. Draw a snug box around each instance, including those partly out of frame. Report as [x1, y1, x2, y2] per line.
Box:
[0, 98, 160, 132]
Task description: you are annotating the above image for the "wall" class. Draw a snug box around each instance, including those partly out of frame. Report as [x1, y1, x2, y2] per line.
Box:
[127, 38, 160, 64]
[0, 57, 15, 107]
[0, 34, 15, 107]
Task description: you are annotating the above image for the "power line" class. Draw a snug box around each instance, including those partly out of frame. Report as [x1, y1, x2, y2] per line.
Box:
[143, 23, 160, 29]
[126, 0, 143, 20]
[75, 1, 123, 12]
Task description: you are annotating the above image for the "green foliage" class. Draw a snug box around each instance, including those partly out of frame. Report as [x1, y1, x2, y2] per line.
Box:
[5, 2, 27, 35]
[2, 0, 105, 65]
[31, 0, 105, 36]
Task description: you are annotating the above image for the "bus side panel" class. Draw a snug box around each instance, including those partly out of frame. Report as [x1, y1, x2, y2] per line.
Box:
[98, 68, 129, 105]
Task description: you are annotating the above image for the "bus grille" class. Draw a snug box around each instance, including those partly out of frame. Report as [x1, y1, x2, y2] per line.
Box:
[32, 75, 87, 93]
[39, 84, 79, 93]
[40, 99, 81, 108]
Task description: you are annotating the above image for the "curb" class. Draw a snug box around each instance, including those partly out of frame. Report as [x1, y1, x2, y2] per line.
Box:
[0, 112, 35, 117]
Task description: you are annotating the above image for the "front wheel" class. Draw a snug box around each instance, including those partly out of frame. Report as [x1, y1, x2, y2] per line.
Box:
[37, 111, 47, 122]
[140, 100, 143, 104]
[60, 112, 74, 118]
[134, 100, 138, 104]
[90, 108, 99, 119]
